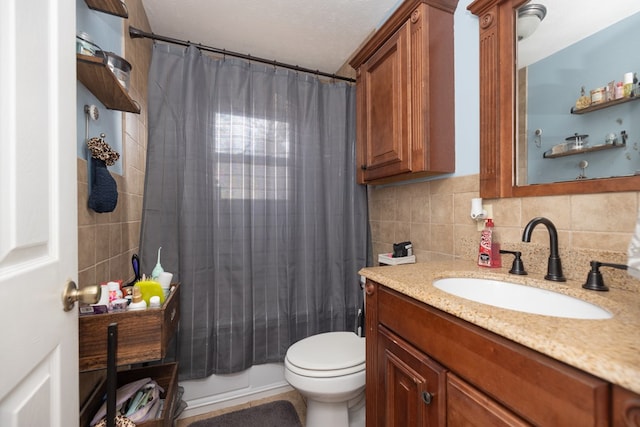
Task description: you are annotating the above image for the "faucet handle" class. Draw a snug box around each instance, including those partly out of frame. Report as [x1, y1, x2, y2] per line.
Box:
[499, 250, 528, 275]
[582, 260, 628, 291]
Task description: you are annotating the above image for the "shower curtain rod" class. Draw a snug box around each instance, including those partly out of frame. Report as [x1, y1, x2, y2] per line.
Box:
[128, 26, 356, 83]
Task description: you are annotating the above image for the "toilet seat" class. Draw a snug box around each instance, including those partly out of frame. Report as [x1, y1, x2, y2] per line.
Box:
[285, 331, 365, 378]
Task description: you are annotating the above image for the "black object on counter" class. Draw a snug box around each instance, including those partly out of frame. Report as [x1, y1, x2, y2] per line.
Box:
[393, 241, 412, 257]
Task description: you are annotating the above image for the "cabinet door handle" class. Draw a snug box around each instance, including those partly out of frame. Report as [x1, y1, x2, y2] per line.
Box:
[421, 391, 433, 405]
[365, 282, 375, 296]
[361, 164, 367, 170]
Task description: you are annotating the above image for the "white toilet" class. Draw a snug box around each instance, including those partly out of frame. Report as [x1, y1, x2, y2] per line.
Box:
[284, 331, 366, 427]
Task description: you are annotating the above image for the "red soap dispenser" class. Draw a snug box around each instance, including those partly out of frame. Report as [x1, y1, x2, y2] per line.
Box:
[478, 219, 501, 268]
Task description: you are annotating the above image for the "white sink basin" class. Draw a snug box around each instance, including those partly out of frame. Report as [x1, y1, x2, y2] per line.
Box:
[433, 278, 612, 319]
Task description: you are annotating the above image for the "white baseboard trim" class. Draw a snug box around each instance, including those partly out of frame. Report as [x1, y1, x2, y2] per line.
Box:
[178, 383, 295, 420]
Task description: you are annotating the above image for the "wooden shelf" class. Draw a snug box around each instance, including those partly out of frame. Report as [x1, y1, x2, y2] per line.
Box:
[78, 284, 180, 371]
[544, 142, 626, 159]
[80, 363, 178, 427]
[77, 53, 140, 114]
[84, 0, 128, 18]
[571, 95, 640, 114]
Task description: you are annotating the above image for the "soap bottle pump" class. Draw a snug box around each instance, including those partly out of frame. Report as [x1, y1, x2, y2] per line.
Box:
[152, 246, 164, 279]
[127, 285, 147, 310]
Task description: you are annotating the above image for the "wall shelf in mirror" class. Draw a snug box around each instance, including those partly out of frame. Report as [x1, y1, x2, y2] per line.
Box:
[84, 0, 128, 18]
[571, 95, 640, 114]
[77, 54, 140, 114]
[543, 142, 625, 159]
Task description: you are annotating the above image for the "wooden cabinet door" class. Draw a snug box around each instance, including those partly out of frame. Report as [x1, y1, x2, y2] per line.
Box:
[612, 385, 640, 427]
[377, 325, 446, 427]
[352, 0, 456, 185]
[447, 373, 531, 427]
[356, 22, 410, 183]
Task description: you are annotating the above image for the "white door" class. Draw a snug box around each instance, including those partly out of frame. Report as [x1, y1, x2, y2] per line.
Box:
[0, 0, 79, 426]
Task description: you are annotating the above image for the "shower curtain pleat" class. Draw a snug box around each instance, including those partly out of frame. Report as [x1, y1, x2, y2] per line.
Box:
[140, 44, 369, 379]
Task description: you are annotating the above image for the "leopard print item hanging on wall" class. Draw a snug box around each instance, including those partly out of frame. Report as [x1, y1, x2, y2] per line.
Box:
[87, 133, 120, 166]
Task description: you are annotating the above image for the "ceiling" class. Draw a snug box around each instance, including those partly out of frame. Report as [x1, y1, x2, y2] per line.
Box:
[141, 0, 640, 75]
[518, 0, 640, 67]
[141, 0, 403, 75]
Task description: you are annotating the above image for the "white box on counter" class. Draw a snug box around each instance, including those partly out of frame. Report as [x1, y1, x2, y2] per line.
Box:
[378, 253, 416, 266]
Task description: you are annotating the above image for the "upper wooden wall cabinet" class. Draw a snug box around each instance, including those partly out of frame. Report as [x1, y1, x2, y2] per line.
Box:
[350, 0, 458, 185]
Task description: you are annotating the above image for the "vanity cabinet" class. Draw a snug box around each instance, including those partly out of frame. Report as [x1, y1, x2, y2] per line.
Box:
[349, 0, 457, 185]
[365, 280, 617, 426]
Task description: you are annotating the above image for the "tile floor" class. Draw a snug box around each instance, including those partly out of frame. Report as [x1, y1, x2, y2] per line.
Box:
[176, 390, 306, 426]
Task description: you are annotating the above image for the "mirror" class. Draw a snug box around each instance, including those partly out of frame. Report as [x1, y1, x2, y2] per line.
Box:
[468, 0, 640, 198]
[517, 2, 640, 185]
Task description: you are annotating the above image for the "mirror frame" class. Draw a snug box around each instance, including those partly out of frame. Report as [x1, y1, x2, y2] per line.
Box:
[468, 0, 640, 198]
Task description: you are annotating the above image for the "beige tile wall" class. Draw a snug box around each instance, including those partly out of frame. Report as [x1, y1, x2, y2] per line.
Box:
[77, 0, 152, 287]
[369, 174, 639, 290]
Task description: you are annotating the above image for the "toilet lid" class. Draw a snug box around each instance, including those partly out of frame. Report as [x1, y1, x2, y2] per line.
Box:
[286, 331, 365, 372]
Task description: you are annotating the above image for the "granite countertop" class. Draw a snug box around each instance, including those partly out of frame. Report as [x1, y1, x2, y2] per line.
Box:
[359, 260, 640, 394]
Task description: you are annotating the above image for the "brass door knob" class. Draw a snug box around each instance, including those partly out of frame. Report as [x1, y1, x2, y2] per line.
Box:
[61, 280, 101, 311]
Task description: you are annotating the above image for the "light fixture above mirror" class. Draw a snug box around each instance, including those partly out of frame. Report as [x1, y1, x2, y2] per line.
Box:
[517, 3, 546, 40]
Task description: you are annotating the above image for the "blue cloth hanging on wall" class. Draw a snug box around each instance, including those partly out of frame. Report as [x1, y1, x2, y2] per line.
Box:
[88, 157, 118, 213]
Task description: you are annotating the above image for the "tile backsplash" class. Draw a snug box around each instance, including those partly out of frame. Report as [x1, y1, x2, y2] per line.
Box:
[368, 174, 639, 291]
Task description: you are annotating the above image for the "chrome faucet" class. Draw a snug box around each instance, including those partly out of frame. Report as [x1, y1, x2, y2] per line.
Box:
[522, 217, 566, 282]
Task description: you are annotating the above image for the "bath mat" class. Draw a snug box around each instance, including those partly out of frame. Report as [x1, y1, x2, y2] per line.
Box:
[187, 400, 302, 427]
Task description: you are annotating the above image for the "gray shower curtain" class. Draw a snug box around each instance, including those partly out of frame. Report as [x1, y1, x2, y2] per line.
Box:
[140, 44, 368, 379]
